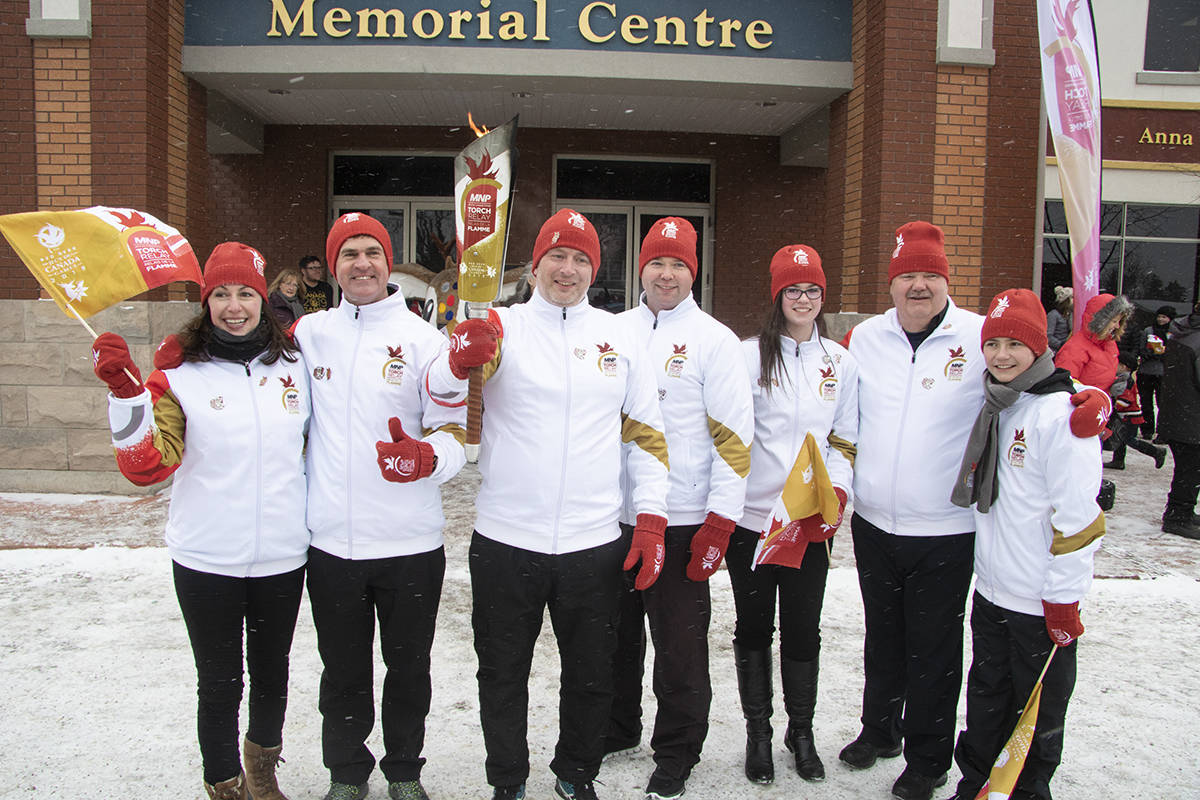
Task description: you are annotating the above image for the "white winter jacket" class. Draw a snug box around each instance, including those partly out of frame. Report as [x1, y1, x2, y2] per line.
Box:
[848, 300, 985, 536]
[294, 286, 466, 560]
[740, 328, 860, 533]
[471, 288, 670, 554]
[971, 390, 1105, 616]
[106, 354, 311, 578]
[617, 294, 753, 526]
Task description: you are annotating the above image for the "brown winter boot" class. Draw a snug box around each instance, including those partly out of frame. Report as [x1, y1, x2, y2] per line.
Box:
[243, 738, 290, 800]
[204, 772, 247, 800]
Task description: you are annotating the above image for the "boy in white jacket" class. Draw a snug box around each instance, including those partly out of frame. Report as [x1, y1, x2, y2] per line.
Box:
[946, 289, 1105, 800]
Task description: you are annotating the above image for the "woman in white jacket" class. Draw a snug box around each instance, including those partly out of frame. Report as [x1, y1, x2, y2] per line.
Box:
[92, 242, 310, 800]
[725, 245, 859, 787]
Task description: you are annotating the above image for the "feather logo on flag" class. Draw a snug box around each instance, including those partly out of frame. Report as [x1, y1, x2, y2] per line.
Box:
[753, 432, 840, 569]
[0, 206, 201, 318]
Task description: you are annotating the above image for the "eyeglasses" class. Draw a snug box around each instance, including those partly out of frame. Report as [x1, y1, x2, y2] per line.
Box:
[782, 286, 823, 301]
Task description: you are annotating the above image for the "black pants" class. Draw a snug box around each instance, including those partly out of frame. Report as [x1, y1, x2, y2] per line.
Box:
[1108, 417, 1159, 463]
[609, 524, 711, 781]
[173, 562, 305, 784]
[953, 593, 1077, 800]
[307, 545, 445, 785]
[470, 532, 624, 788]
[850, 514, 975, 776]
[1137, 373, 1161, 437]
[1165, 440, 1200, 519]
[725, 525, 831, 662]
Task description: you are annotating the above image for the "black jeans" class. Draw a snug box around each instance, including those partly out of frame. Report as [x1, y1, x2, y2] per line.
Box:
[306, 545, 445, 785]
[610, 523, 712, 781]
[849, 514, 975, 776]
[1137, 373, 1161, 437]
[953, 592, 1077, 800]
[1165, 440, 1200, 519]
[724, 525, 832, 662]
[470, 532, 624, 788]
[173, 562, 305, 784]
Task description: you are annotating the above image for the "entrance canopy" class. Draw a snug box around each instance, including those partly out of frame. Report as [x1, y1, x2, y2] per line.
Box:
[182, 0, 853, 163]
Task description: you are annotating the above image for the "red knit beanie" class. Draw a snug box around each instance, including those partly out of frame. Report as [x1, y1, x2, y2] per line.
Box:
[888, 221, 949, 281]
[639, 217, 697, 279]
[769, 244, 825, 300]
[531, 208, 601, 280]
[201, 242, 268, 304]
[325, 212, 393, 277]
[981, 288, 1048, 356]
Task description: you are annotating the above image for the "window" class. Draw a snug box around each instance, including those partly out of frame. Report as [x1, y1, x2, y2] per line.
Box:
[1042, 201, 1200, 342]
[1144, 0, 1200, 72]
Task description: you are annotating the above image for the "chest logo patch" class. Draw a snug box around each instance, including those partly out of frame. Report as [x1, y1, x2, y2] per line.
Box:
[210, 396, 225, 411]
[280, 375, 302, 414]
[382, 344, 406, 385]
[921, 377, 935, 390]
[312, 366, 332, 381]
[597, 342, 620, 377]
[573, 347, 587, 361]
[818, 366, 838, 402]
[945, 346, 967, 381]
[665, 344, 688, 378]
[1007, 429, 1027, 468]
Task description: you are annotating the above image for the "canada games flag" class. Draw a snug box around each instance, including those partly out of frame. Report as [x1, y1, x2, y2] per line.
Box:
[753, 432, 840, 569]
[0, 206, 201, 318]
[973, 678, 1045, 799]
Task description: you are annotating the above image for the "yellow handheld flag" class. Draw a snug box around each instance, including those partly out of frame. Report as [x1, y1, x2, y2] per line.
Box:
[753, 431, 841, 569]
[973, 647, 1058, 800]
[0, 206, 202, 319]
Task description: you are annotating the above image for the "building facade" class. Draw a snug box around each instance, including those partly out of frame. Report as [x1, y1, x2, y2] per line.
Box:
[0, 0, 1195, 493]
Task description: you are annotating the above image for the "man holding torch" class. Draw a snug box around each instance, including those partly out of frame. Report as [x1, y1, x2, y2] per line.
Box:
[441, 208, 670, 800]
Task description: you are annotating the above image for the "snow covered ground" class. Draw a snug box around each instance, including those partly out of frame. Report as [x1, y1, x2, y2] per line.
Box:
[1, 451, 1198, 800]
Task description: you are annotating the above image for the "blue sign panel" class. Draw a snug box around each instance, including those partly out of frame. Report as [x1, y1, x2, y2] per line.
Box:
[185, 0, 851, 61]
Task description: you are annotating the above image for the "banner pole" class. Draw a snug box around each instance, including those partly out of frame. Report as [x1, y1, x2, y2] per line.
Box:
[66, 301, 139, 384]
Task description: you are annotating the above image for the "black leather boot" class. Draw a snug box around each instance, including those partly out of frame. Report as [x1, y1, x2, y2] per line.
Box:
[781, 656, 825, 781]
[733, 643, 774, 784]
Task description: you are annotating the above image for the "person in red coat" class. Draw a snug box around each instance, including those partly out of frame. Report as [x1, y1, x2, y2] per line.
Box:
[1053, 293, 1132, 391]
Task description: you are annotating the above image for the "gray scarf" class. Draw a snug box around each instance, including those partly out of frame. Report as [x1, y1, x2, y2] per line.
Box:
[951, 350, 1057, 513]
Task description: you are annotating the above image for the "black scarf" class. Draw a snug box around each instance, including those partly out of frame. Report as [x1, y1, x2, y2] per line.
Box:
[207, 317, 270, 364]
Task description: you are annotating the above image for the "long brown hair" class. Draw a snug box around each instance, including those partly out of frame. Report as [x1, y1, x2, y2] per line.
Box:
[177, 299, 299, 365]
[756, 291, 825, 395]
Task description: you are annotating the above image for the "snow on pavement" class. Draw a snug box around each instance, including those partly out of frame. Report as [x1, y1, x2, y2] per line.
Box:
[1, 453, 1198, 799]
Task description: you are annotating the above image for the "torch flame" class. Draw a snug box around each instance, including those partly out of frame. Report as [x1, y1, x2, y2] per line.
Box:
[468, 112, 490, 138]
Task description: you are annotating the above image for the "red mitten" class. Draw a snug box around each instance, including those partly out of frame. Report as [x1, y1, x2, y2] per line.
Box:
[1042, 600, 1084, 646]
[375, 417, 435, 483]
[92, 333, 143, 398]
[153, 334, 184, 371]
[686, 512, 735, 582]
[1069, 388, 1111, 438]
[797, 488, 848, 543]
[624, 513, 667, 590]
[448, 318, 499, 379]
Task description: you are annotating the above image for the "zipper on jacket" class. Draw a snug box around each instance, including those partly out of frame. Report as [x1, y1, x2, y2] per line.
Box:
[246, 360, 265, 575]
[551, 310, 572, 553]
[344, 312, 366, 557]
[888, 341, 919, 532]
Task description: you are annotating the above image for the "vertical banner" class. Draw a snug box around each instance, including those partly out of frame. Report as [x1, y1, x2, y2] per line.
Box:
[1037, 0, 1102, 330]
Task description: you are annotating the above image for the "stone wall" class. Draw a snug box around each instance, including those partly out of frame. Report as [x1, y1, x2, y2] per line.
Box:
[0, 298, 198, 494]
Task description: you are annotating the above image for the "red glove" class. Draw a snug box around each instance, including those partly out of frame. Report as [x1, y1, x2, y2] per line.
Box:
[448, 318, 499, 379]
[1069, 388, 1111, 438]
[1042, 600, 1084, 646]
[797, 488, 848, 543]
[92, 333, 143, 398]
[153, 334, 184, 371]
[686, 512, 735, 582]
[624, 513, 667, 590]
[375, 417, 436, 483]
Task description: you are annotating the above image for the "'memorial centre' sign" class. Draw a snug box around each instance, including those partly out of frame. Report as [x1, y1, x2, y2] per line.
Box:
[184, 0, 851, 61]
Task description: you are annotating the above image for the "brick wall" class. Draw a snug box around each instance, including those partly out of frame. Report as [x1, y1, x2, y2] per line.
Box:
[204, 125, 827, 339]
[0, 2, 40, 298]
[33, 40, 92, 211]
